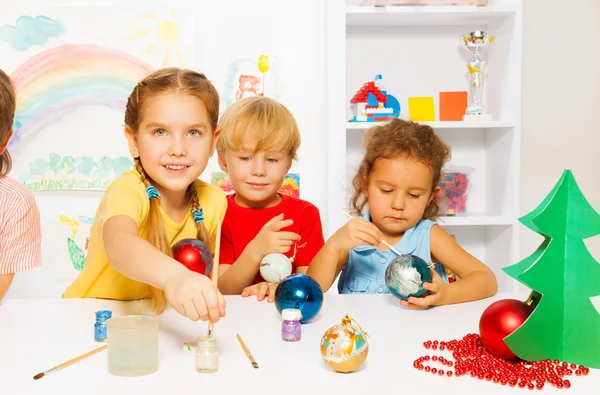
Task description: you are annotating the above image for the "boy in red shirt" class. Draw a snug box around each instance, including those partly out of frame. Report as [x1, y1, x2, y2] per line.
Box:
[216, 96, 324, 302]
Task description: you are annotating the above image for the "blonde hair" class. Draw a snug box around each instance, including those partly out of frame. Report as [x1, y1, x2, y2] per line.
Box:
[350, 119, 450, 220]
[0, 69, 15, 177]
[125, 68, 219, 313]
[216, 96, 300, 159]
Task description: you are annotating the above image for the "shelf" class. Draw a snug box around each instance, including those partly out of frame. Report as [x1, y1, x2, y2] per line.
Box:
[329, 0, 523, 292]
[436, 215, 514, 226]
[346, 5, 517, 26]
[347, 120, 514, 130]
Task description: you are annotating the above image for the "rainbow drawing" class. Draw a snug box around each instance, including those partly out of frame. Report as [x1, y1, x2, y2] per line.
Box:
[8, 43, 155, 157]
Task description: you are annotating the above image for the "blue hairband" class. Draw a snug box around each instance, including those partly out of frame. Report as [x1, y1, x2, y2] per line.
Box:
[146, 185, 160, 200]
[191, 208, 204, 223]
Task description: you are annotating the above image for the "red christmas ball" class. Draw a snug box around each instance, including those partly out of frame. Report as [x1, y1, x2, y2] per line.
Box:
[479, 299, 533, 360]
[171, 238, 213, 276]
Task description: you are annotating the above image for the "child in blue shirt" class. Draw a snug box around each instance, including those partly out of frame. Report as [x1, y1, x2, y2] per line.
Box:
[308, 119, 497, 308]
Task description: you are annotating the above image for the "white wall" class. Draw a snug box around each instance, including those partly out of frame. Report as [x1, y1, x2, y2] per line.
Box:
[519, 0, 600, 262]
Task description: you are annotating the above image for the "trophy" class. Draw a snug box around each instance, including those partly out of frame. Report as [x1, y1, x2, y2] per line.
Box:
[461, 31, 494, 121]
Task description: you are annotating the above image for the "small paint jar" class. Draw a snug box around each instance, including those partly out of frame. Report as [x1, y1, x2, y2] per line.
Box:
[94, 310, 112, 342]
[196, 335, 218, 373]
[281, 308, 302, 342]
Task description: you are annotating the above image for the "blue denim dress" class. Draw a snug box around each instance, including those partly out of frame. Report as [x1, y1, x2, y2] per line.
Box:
[338, 213, 448, 294]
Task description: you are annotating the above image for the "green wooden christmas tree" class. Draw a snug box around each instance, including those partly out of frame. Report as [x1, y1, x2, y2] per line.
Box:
[503, 170, 600, 367]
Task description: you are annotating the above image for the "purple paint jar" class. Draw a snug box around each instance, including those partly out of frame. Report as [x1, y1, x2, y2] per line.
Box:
[281, 308, 302, 342]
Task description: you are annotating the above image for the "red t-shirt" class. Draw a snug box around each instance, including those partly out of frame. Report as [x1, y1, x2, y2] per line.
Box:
[220, 194, 325, 285]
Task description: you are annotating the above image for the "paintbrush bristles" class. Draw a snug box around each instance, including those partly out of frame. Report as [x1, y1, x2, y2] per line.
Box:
[329, 201, 403, 256]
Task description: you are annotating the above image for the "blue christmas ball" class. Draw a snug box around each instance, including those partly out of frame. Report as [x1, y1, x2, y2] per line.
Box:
[385, 254, 432, 300]
[274, 274, 323, 323]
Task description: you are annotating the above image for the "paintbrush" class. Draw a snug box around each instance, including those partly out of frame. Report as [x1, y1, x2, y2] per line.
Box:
[208, 220, 222, 337]
[33, 344, 107, 380]
[236, 334, 259, 368]
[330, 201, 403, 256]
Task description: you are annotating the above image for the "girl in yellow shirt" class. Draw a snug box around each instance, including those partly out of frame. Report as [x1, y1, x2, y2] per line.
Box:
[63, 68, 227, 323]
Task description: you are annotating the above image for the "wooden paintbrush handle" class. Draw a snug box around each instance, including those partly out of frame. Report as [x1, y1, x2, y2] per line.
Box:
[58, 344, 107, 370]
[211, 221, 221, 287]
[208, 221, 222, 331]
[331, 201, 403, 256]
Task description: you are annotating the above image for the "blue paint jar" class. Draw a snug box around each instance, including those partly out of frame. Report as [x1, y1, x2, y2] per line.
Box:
[94, 310, 112, 342]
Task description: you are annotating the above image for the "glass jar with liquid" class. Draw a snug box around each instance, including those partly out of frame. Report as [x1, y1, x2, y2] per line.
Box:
[196, 335, 218, 373]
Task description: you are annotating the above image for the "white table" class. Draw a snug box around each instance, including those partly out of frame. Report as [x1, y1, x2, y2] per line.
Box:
[1, 293, 598, 395]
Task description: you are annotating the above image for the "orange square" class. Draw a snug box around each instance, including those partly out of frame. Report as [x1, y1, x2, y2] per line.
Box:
[439, 91, 468, 121]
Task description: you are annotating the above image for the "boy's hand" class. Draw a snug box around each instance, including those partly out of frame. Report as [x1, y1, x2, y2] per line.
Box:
[164, 270, 226, 321]
[241, 281, 278, 302]
[399, 269, 447, 309]
[331, 218, 381, 252]
[247, 213, 301, 262]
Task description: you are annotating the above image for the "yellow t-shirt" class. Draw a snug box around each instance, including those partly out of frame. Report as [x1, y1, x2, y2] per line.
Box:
[62, 170, 227, 300]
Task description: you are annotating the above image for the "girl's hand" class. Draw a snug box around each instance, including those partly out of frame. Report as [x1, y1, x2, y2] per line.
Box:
[241, 281, 278, 303]
[399, 269, 447, 309]
[164, 270, 226, 321]
[332, 218, 382, 252]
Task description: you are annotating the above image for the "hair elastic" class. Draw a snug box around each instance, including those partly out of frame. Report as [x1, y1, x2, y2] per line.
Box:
[146, 185, 160, 200]
[191, 208, 204, 223]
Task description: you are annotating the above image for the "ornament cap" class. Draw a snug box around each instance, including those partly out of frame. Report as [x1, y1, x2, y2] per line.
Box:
[341, 314, 370, 338]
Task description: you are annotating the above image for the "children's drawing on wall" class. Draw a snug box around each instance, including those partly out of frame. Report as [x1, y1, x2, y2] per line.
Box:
[119, 8, 194, 68]
[0, 7, 194, 192]
[36, 196, 99, 280]
[59, 214, 94, 273]
[19, 154, 133, 191]
[5, 42, 153, 190]
[211, 172, 300, 199]
[222, 55, 280, 111]
[0, 15, 66, 51]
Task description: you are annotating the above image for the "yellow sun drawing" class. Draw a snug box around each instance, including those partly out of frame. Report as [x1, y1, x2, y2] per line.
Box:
[121, 8, 193, 68]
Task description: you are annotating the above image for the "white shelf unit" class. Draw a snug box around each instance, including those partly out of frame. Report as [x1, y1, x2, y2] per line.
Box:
[326, 0, 523, 292]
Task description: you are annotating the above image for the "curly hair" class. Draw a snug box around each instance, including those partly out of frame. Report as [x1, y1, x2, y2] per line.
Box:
[349, 119, 450, 220]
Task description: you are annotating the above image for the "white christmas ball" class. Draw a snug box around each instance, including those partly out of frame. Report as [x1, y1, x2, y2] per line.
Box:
[260, 253, 292, 283]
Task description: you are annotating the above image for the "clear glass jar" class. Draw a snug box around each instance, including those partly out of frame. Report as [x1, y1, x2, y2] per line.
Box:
[196, 335, 218, 373]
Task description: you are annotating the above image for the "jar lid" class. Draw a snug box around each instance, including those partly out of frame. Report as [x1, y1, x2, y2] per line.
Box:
[95, 310, 112, 321]
[183, 341, 197, 354]
[197, 335, 216, 344]
[282, 308, 302, 321]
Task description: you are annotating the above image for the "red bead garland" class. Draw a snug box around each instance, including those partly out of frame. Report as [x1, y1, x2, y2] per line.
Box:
[413, 333, 590, 390]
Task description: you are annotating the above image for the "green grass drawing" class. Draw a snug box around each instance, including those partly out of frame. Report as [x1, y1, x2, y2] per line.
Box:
[60, 214, 93, 272]
[19, 154, 134, 191]
[66, 237, 85, 271]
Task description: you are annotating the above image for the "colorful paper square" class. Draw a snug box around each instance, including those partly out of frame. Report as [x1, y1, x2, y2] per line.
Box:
[439, 91, 468, 121]
[408, 97, 435, 122]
